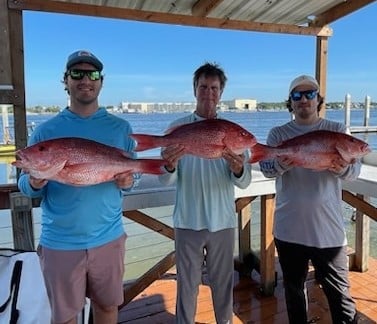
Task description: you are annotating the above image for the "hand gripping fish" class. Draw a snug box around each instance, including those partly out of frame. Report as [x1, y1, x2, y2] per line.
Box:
[250, 130, 371, 170]
[130, 119, 257, 159]
[12, 137, 166, 186]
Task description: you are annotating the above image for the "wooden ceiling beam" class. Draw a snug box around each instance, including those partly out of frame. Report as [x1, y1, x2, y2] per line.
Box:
[311, 0, 376, 27]
[192, 0, 223, 17]
[8, 0, 332, 36]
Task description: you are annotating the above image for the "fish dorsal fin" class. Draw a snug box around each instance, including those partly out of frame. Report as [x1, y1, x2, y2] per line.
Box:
[164, 124, 181, 135]
[119, 150, 133, 159]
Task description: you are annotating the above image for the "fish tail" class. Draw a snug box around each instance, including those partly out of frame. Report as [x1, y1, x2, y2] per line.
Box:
[137, 158, 166, 175]
[249, 143, 274, 163]
[131, 134, 161, 152]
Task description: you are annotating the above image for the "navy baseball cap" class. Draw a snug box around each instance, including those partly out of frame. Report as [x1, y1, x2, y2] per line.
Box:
[66, 50, 103, 71]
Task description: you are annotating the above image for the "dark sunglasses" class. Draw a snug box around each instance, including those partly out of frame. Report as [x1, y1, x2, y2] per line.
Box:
[290, 90, 318, 101]
[68, 69, 101, 81]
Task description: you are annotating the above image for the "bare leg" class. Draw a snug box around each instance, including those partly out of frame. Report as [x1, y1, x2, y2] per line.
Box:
[91, 301, 118, 324]
[53, 318, 76, 324]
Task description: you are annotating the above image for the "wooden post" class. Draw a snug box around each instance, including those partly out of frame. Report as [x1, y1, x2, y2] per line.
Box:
[354, 194, 370, 272]
[364, 95, 370, 127]
[260, 194, 276, 296]
[237, 201, 251, 264]
[234, 196, 258, 276]
[1, 104, 11, 143]
[315, 35, 328, 117]
[9, 191, 35, 251]
[344, 93, 351, 132]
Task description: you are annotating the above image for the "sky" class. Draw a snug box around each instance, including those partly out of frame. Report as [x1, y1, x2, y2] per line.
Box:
[22, 3, 377, 108]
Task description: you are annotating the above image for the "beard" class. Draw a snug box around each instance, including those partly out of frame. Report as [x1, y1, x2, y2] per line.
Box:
[295, 106, 316, 119]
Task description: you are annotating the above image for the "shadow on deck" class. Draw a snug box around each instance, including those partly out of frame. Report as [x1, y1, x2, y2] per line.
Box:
[118, 257, 377, 324]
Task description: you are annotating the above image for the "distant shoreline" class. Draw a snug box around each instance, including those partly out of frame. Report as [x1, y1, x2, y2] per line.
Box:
[8, 106, 374, 116]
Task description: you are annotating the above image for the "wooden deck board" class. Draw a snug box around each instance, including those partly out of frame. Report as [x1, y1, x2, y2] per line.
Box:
[118, 257, 377, 323]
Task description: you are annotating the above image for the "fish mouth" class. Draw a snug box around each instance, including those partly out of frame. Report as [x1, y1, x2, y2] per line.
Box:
[15, 150, 27, 162]
[14, 150, 33, 167]
[363, 143, 372, 154]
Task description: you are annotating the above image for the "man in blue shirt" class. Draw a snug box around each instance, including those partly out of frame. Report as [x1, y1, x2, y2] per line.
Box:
[159, 62, 252, 323]
[17, 50, 135, 324]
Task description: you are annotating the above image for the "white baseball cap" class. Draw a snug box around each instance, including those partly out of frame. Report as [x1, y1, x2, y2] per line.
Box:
[289, 75, 319, 94]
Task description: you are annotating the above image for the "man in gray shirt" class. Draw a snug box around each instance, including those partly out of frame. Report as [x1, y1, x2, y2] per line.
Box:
[259, 75, 359, 324]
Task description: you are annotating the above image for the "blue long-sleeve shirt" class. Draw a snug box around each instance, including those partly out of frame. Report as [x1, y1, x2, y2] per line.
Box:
[159, 113, 252, 232]
[17, 107, 135, 250]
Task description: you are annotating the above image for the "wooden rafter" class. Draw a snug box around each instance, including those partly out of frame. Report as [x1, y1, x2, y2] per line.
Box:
[192, 0, 223, 17]
[8, 0, 332, 36]
[311, 0, 377, 27]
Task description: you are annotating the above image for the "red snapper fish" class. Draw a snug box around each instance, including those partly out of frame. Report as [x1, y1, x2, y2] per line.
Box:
[250, 130, 371, 170]
[12, 137, 166, 186]
[131, 119, 257, 159]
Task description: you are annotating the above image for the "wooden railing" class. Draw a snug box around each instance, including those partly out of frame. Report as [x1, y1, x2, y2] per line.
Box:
[120, 167, 277, 306]
[1, 163, 376, 309]
[342, 161, 377, 271]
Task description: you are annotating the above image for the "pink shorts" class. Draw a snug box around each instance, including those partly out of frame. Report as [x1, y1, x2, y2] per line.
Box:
[37, 234, 126, 323]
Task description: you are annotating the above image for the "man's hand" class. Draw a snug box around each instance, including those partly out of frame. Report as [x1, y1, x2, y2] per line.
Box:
[276, 156, 295, 170]
[161, 144, 185, 172]
[29, 176, 48, 190]
[114, 171, 134, 189]
[222, 148, 244, 177]
[328, 156, 354, 174]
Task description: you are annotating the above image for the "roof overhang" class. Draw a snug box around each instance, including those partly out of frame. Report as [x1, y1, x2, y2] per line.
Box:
[7, 0, 376, 37]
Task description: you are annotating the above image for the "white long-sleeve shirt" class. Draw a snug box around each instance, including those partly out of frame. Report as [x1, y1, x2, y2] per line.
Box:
[259, 118, 361, 248]
[159, 113, 252, 232]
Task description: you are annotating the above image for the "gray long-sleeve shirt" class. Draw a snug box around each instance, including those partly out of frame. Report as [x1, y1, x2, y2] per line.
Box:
[259, 118, 361, 248]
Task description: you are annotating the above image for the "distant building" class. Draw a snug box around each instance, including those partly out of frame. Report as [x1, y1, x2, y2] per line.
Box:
[120, 102, 152, 113]
[120, 101, 196, 113]
[221, 99, 257, 111]
[119, 98, 257, 113]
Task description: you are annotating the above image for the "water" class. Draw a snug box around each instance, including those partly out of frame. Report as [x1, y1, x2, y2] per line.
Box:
[2, 109, 377, 183]
[125, 109, 377, 152]
[1, 109, 377, 279]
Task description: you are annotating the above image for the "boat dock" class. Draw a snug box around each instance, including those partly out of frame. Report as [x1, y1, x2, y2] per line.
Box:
[349, 126, 377, 133]
[345, 94, 377, 135]
[116, 162, 377, 323]
[118, 257, 377, 323]
[2, 161, 377, 323]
